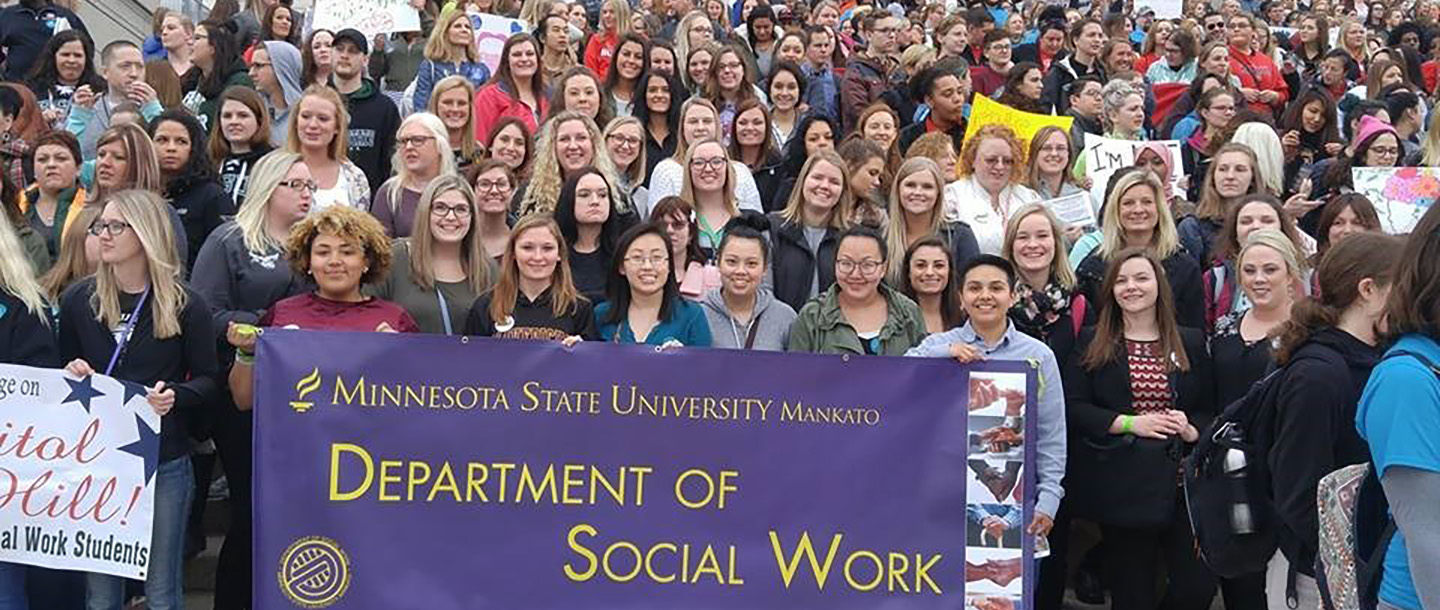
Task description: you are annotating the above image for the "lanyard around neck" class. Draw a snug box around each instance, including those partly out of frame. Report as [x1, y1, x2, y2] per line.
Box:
[105, 285, 151, 376]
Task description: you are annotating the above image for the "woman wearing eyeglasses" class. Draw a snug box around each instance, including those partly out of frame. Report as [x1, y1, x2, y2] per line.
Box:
[471, 160, 517, 263]
[595, 222, 712, 346]
[59, 190, 219, 610]
[945, 124, 1041, 256]
[190, 150, 313, 607]
[372, 113, 457, 238]
[371, 175, 494, 335]
[1145, 28, 1198, 85]
[604, 116, 648, 209]
[787, 225, 927, 355]
[1310, 115, 1402, 208]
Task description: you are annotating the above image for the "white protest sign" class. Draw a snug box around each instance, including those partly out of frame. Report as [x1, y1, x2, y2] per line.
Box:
[312, 0, 421, 40]
[471, 12, 529, 74]
[1041, 192, 1098, 228]
[1082, 133, 1186, 207]
[1352, 167, 1439, 234]
[1151, 0, 1183, 19]
[0, 364, 160, 579]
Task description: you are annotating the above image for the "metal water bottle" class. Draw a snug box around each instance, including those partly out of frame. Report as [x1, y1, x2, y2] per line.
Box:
[1222, 447, 1257, 535]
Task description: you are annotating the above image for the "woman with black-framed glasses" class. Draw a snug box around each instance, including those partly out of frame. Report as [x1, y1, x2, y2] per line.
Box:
[370, 175, 494, 335]
[594, 222, 712, 346]
[470, 160, 516, 263]
[787, 226, 927, 355]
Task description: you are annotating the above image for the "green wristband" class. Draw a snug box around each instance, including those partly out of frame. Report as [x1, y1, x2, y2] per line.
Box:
[1121, 415, 1134, 434]
[235, 352, 255, 365]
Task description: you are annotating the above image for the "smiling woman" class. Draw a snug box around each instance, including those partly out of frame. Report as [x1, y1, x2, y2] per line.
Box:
[786, 226, 926, 355]
[595, 222, 712, 346]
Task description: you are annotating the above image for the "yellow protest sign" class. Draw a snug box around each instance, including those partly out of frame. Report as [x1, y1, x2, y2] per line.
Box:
[962, 95, 1075, 163]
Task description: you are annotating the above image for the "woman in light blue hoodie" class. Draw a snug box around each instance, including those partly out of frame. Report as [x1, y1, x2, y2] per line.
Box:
[251, 40, 303, 145]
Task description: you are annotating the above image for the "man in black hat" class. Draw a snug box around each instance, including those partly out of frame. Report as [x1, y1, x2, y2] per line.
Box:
[332, 28, 400, 195]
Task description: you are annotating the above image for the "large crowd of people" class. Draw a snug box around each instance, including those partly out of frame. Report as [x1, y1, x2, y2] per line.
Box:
[0, 0, 1438, 607]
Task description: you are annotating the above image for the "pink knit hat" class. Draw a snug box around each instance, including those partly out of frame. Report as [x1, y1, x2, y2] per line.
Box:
[1351, 115, 1398, 155]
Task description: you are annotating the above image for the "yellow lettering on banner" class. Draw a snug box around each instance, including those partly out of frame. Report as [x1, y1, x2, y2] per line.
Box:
[564, 523, 599, 581]
[602, 542, 644, 582]
[427, 463, 461, 502]
[328, 443, 373, 501]
[769, 531, 841, 590]
[562, 464, 585, 505]
[844, 550, 883, 591]
[406, 461, 431, 501]
[518, 463, 558, 503]
[378, 460, 402, 501]
[466, 463, 489, 502]
[563, 524, 744, 585]
[768, 531, 944, 594]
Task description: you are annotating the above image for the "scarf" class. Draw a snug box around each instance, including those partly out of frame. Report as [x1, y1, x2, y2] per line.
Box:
[1009, 280, 1073, 338]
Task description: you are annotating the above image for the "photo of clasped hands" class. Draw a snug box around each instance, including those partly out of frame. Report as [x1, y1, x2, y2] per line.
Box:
[967, 375, 1024, 416]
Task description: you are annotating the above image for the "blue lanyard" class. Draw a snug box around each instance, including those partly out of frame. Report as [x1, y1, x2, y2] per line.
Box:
[436, 289, 453, 336]
[105, 286, 150, 376]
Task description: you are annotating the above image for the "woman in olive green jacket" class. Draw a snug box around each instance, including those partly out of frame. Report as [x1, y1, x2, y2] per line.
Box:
[787, 227, 928, 355]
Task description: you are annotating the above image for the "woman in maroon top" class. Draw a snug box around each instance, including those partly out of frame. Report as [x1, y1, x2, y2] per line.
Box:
[1060, 247, 1217, 610]
[228, 206, 418, 409]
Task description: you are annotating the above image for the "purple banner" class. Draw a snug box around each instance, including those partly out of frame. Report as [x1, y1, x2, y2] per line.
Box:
[253, 330, 1038, 609]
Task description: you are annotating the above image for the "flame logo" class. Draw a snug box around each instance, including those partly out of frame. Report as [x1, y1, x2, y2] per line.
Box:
[291, 368, 322, 413]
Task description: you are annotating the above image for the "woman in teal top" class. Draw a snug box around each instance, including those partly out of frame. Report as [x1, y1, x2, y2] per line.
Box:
[1356, 205, 1440, 610]
[596, 222, 713, 346]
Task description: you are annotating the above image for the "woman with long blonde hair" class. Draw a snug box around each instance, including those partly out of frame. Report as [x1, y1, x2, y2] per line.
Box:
[768, 150, 853, 311]
[583, 0, 633, 79]
[426, 76, 483, 171]
[371, 175, 494, 335]
[1002, 203, 1082, 357]
[1074, 168, 1204, 328]
[516, 111, 627, 216]
[40, 204, 102, 302]
[0, 217, 54, 365]
[59, 189, 218, 610]
[414, 10, 492, 111]
[465, 214, 595, 341]
[884, 157, 979, 286]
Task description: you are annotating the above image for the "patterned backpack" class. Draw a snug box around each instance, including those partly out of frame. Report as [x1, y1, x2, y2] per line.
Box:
[1316, 349, 1440, 610]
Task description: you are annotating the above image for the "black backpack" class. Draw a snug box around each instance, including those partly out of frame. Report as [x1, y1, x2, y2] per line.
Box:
[1183, 346, 1348, 580]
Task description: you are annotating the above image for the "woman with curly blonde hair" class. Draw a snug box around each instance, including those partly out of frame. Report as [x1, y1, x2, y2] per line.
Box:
[944, 123, 1040, 255]
[517, 111, 628, 216]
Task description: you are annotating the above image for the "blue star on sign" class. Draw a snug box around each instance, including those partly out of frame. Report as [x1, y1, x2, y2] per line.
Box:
[61, 376, 106, 414]
[117, 414, 160, 485]
[120, 381, 147, 405]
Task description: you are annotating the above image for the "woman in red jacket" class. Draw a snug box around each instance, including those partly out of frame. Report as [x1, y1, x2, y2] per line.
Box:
[583, 0, 631, 79]
[474, 33, 548, 145]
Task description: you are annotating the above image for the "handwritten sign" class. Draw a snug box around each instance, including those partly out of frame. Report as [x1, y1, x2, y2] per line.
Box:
[313, 0, 422, 39]
[1081, 133, 1186, 207]
[0, 365, 160, 579]
[1352, 167, 1439, 234]
[471, 12, 529, 74]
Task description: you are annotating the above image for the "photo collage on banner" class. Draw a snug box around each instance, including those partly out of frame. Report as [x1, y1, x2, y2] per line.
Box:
[964, 371, 1031, 610]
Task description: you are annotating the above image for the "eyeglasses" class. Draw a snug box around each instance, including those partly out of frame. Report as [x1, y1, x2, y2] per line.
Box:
[1039, 144, 1068, 154]
[279, 178, 319, 193]
[474, 179, 511, 192]
[431, 203, 473, 218]
[1206, 22, 1226, 30]
[981, 156, 1015, 168]
[690, 157, 728, 171]
[624, 255, 669, 267]
[1370, 146, 1401, 157]
[607, 134, 642, 148]
[88, 220, 132, 237]
[836, 258, 883, 276]
[398, 135, 437, 148]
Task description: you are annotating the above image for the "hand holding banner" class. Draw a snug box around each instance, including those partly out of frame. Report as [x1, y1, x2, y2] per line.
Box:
[0, 365, 159, 579]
